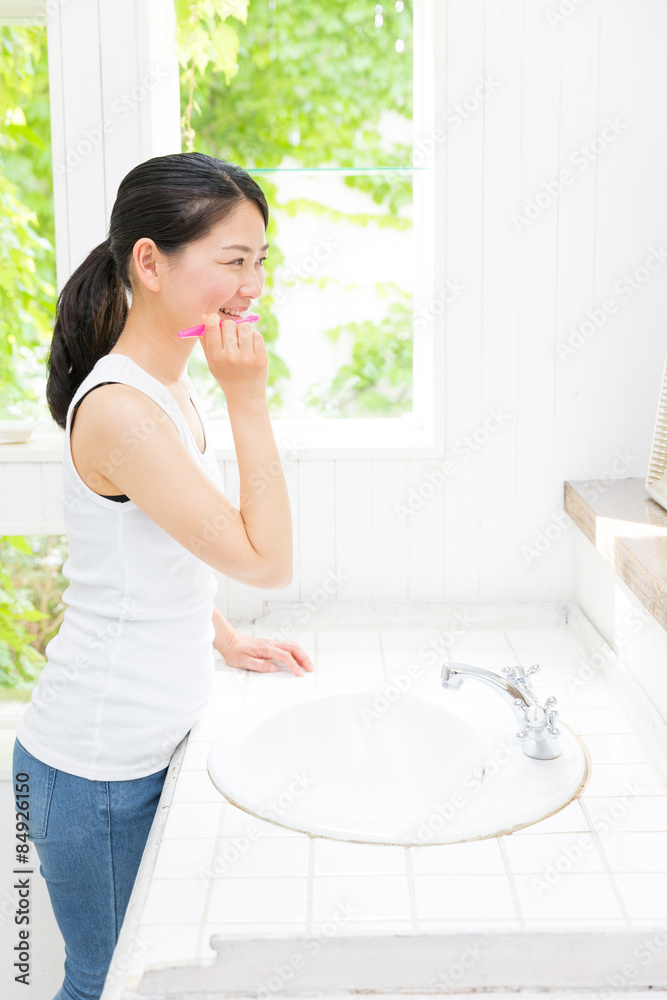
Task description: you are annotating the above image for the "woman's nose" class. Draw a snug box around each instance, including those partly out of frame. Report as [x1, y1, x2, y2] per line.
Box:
[239, 268, 264, 298]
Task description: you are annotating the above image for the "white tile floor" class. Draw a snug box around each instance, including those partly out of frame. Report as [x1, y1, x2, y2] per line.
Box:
[119, 620, 667, 984]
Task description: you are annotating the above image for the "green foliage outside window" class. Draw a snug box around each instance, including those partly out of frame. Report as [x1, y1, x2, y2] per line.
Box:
[0, 26, 55, 419]
[0, 535, 69, 695]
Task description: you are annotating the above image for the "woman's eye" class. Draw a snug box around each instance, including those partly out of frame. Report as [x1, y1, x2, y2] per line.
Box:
[227, 258, 267, 266]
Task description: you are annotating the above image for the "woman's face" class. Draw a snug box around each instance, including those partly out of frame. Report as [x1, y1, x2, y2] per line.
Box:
[160, 198, 268, 330]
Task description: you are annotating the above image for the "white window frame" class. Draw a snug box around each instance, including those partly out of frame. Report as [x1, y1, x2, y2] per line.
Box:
[0, 0, 445, 461]
[0, 0, 44, 22]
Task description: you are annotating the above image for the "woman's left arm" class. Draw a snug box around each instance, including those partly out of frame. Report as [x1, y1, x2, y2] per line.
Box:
[211, 604, 314, 677]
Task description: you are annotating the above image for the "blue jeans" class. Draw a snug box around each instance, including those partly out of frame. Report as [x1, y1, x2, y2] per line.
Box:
[12, 736, 168, 1000]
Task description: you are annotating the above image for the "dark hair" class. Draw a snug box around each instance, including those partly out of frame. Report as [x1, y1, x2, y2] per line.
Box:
[46, 152, 269, 429]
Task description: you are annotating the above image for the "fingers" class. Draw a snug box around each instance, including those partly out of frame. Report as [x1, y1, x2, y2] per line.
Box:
[245, 658, 279, 673]
[231, 640, 314, 677]
[265, 646, 305, 676]
[220, 315, 241, 354]
[252, 641, 312, 677]
[201, 312, 236, 362]
[272, 641, 314, 671]
[236, 320, 264, 359]
[200, 314, 264, 363]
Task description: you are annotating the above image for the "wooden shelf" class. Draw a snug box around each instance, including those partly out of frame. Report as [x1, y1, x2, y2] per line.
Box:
[564, 477, 667, 631]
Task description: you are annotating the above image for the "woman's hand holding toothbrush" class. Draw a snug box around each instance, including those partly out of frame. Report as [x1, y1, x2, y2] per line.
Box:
[198, 312, 268, 404]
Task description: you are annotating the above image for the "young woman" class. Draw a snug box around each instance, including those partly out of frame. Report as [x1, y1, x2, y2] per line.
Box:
[12, 151, 313, 1000]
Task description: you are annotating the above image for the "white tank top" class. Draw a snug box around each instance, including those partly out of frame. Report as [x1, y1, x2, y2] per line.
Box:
[16, 353, 224, 780]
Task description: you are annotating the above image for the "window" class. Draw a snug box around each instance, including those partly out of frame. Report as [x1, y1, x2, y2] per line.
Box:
[178, 0, 441, 456]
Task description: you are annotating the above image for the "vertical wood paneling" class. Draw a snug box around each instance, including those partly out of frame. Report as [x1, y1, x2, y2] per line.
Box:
[513, 1, 563, 601]
[371, 459, 409, 600]
[5, 465, 42, 525]
[591, 1, 639, 474]
[41, 463, 63, 524]
[60, 0, 105, 270]
[407, 460, 444, 601]
[335, 460, 373, 601]
[478, 0, 523, 602]
[627, 0, 667, 472]
[135, 0, 182, 161]
[442, 0, 485, 601]
[297, 460, 336, 602]
[99, 0, 140, 221]
[210, 459, 229, 621]
[49, 0, 180, 294]
[222, 458, 265, 622]
[45, 0, 68, 285]
[276, 456, 301, 604]
[551, 0, 602, 605]
[553, 0, 601, 488]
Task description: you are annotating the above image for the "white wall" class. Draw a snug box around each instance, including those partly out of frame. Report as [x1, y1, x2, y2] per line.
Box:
[3, 0, 667, 623]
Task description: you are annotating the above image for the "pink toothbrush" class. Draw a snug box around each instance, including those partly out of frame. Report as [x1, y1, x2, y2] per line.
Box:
[178, 313, 260, 338]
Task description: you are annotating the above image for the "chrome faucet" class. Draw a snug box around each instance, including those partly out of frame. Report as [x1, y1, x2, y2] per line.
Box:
[440, 661, 562, 760]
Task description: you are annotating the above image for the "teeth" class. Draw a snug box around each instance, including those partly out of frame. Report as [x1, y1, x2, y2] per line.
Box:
[220, 307, 244, 317]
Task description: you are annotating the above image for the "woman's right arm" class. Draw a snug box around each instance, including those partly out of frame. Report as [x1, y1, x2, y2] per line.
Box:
[83, 316, 293, 589]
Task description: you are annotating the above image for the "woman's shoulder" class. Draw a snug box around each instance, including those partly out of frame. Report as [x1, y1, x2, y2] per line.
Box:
[70, 382, 181, 495]
[76, 378, 181, 442]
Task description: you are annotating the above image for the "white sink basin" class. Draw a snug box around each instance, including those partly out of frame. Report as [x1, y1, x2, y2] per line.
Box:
[207, 689, 590, 845]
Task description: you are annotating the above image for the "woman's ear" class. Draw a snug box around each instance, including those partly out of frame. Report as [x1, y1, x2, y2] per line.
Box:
[132, 237, 161, 291]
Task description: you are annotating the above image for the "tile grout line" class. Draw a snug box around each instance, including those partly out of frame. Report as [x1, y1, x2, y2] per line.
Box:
[404, 846, 419, 930]
[237, 665, 250, 715]
[313, 629, 319, 692]
[306, 836, 315, 933]
[377, 629, 390, 683]
[503, 631, 519, 666]
[578, 798, 633, 927]
[194, 800, 229, 960]
[305, 627, 316, 938]
[312, 627, 320, 690]
[497, 836, 526, 927]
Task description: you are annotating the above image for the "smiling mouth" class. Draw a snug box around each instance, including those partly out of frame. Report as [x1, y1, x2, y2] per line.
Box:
[219, 307, 248, 317]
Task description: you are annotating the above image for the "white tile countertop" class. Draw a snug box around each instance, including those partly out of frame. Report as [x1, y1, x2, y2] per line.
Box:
[100, 603, 667, 999]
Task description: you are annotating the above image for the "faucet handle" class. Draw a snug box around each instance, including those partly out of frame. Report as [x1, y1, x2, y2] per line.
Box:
[503, 664, 541, 707]
[545, 707, 559, 736]
[502, 663, 541, 686]
[515, 697, 561, 741]
[516, 699, 561, 745]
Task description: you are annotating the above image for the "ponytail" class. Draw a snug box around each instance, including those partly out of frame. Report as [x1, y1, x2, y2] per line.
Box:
[45, 152, 269, 430]
[46, 238, 128, 429]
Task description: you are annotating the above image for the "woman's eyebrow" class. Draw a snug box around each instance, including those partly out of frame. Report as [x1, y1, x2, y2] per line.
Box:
[220, 243, 270, 252]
